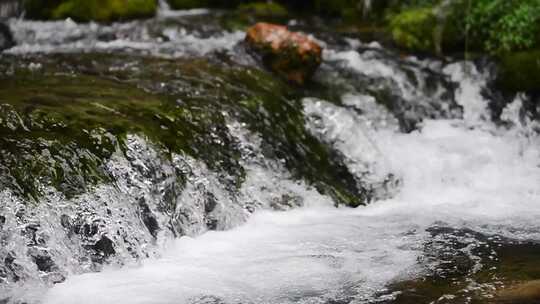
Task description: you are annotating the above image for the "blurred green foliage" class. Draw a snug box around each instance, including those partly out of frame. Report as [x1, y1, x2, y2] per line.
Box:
[25, 0, 157, 21]
[466, 0, 540, 54]
[389, 0, 540, 55]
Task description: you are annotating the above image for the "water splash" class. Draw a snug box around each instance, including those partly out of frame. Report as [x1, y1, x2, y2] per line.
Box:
[2, 9, 540, 304]
[43, 58, 540, 304]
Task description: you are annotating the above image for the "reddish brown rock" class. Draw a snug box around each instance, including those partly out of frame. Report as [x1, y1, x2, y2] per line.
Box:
[245, 22, 323, 85]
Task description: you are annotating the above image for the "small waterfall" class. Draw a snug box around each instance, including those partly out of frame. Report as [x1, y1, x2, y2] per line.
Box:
[1, 6, 540, 304]
[359, 0, 373, 18]
[0, 0, 22, 20]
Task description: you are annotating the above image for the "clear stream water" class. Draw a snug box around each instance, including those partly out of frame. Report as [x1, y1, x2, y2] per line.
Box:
[1, 5, 540, 304]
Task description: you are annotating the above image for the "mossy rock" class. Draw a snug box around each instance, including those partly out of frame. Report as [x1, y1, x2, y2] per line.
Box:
[166, 0, 359, 19]
[312, 0, 358, 17]
[166, 0, 209, 9]
[25, 0, 157, 22]
[219, 2, 289, 31]
[389, 7, 437, 53]
[0, 53, 364, 207]
[276, 0, 358, 18]
[388, 5, 464, 55]
[497, 50, 540, 92]
[237, 2, 288, 19]
[167, 0, 242, 10]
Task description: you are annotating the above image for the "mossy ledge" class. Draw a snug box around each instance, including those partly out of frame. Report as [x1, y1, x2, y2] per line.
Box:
[0, 53, 365, 206]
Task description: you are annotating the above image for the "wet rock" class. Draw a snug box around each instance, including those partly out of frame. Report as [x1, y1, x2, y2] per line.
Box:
[28, 247, 56, 273]
[497, 50, 540, 93]
[245, 22, 322, 85]
[23, 223, 42, 246]
[75, 221, 100, 238]
[494, 280, 540, 304]
[237, 2, 288, 19]
[270, 194, 304, 211]
[204, 192, 217, 214]
[3, 252, 23, 282]
[205, 217, 218, 231]
[0, 23, 14, 52]
[93, 235, 116, 257]
[43, 271, 66, 284]
[60, 214, 71, 230]
[138, 199, 160, 238]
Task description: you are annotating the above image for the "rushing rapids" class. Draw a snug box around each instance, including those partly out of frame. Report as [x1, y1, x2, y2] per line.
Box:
[1, 4, 540, 304]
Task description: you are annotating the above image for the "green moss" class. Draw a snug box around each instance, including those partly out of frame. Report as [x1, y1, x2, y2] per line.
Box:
[237, 2, 288, 18]
[24, 0, 64, 20]
[312, 0, 358, 17]
[167, 0, 360, 19]
[0, 54, 364, 206]
[25, 0, 157, 22]
[389, 7, 437, 53]
[497, 50, 540, 92]
[167, 0, 246, 10]
[166, 0, 209, 9]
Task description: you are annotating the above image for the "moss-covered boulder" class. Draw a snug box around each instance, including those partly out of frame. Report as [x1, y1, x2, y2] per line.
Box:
[0, 53, 364, 206]
[167, 0, 237, 10]
[245, 22, 323, 85]
[389, 7, 437, 53]
[237, 2, 288, 19]
[497, 50, 540, 92]
[25, 0, 157, 22]
[387, 3, 464, 55]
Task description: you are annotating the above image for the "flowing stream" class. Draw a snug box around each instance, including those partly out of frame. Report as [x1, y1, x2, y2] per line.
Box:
[1, 5, 540, 304]
[44, 87, 540, 304]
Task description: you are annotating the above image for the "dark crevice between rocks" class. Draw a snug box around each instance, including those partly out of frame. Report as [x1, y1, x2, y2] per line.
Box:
[138, 198, 160, 238]
[0, 22, 14, 52]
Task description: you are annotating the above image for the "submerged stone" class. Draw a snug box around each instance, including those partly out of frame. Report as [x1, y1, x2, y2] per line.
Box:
[388, 5, 463, 55]
[245, 22, 322, 85]
[494, 280, 540, 303]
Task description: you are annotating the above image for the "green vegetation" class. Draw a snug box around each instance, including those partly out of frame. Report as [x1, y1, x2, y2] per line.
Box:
[25, 0, 157, 22]
[497, 51, 540, 92]
[465, 0, 540, 55]
[167, 0, 237, 9]
[380, 228, 540, 303]
[237, 2, 288, 19]
[168, 0, 357, 18]
[389, 7, 437, 52]
[382, 0, 540, 90]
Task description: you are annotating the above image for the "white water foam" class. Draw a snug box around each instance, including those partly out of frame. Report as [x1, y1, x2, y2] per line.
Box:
[0, 25, 534, 302]
[6, 18, 244, 57]
[43, 56, 540, 304]
[44, 206, 423, 304]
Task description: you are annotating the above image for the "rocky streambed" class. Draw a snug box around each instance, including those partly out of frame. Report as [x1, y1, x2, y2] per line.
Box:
[0, 6, 540, 304]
